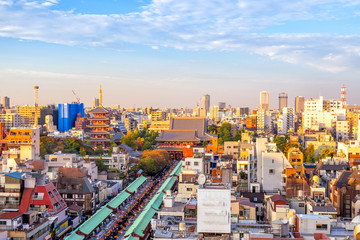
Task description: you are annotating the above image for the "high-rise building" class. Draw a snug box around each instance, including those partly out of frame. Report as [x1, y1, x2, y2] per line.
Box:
[260, 91, 269, 111]
[93, 98, 99, 108]
[210, 106, 219, 121]
[2, 96, 9, 108]
[202, 94, 210, 114]
[218, 102, 226, 110]
[295, 96, 304, 115]
[279, 92, 288, 111]
[282, 107, 295, 133]
[17, 105, 43, 127]
[58, 103, 85, 132]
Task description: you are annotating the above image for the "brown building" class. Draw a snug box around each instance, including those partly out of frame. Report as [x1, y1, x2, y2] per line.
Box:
[56, 167, 95, 215]
[287, 148, 304, 176]
[332, 170, 360, 217]
[246, 115, 257, 131]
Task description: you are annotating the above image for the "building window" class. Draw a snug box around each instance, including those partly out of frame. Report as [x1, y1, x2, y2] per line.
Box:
[53, 190, 58, 195]
[186, 188, 193, 191]
[299, 203, 305, 207]
[269, 169, 274, 174]
[194, 162, 199, 166]
[48, 191, 54, 198]
[316, 224, 327, 230]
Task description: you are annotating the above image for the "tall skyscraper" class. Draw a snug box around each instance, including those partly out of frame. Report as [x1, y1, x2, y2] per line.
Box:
[260, 91, 269, 111]
[279, 92, 288, 111]
[202, 94, 210, 113]
[58, 103, 85, 132]
[295, 96, 305, 115]
[2, 96, 9, 108]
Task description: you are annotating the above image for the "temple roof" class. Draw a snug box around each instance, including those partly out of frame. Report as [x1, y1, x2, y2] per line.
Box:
[170, 117, 207, 137]
[155, 117, 214, 142]
[88, 106, 109, 114]
[156, 130, 200, 142]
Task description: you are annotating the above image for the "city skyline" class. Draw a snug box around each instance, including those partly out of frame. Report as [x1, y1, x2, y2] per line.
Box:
[1, 0, 360, 107]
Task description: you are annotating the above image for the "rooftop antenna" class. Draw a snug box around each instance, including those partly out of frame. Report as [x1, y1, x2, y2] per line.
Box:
[341, 84, 347, 108]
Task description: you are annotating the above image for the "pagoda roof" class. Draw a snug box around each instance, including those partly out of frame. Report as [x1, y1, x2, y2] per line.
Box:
[89, 117, 110, 121]
[87, 125, 110, 128]
[88, 131, 110, 135]
[88, 106, 109, 114]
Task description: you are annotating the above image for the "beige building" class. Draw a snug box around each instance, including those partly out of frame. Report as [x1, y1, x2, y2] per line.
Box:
[0, 113, 21, 131]
[17, 105, 43, 126]
[260, 91, 269, 111]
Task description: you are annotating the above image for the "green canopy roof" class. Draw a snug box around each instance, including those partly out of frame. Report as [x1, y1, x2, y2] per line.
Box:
[107, 191, 131, 209]
[126, 175, 147, 193]
[78, 207, 113, 235]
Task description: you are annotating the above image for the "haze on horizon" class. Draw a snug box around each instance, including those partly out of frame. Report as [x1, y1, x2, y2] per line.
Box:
[0, 0, 360, 109]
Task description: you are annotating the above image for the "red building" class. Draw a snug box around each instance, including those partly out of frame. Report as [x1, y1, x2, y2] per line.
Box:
[87, 107, 110, 149]
[19, 181, 67, 214]
[0, 122, 7, 154]
[75, 113, 89, 131]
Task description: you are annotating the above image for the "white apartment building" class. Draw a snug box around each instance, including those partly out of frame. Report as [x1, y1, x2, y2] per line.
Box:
[197, 186, 231, 234]
[45, 153, 83, 180]
[336, 120, 349, 141]
[250, 138, 292, 193]
[282, 107, 295, 133]
[304, 96, 342, 112]
[182, 147, 205, 174]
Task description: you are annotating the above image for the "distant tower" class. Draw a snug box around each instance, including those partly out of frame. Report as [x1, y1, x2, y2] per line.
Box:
[260, 91, 269, 111]
[2, 96, 10, 108]
[34, 86, 39, 127]
[295, 96, 304, 115]
[341, 84, 347, 107]
[279, 92, 288, 111]
[93, 98, 99, 108]
[99, 85, 103, 107]
[202, 94, 210, 114]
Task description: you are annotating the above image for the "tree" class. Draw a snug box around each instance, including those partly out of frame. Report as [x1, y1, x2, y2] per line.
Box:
[79, 147, 86, 156]
[95, 157, 107, 171]
[239, 171, 247, 180]
[321, 148, 335, 159]
[142, 141, 153, 150]
[94, 145, 104, 155]
[121, 132, 137, 149]
[304, 144, 315, 163]
[233, 130, 242, 141]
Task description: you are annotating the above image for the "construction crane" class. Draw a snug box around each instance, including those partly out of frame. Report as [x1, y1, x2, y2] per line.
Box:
[72, 90, 81, 104]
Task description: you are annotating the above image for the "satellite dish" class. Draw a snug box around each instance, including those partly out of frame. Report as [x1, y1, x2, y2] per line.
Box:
[198, 174, 206, 185]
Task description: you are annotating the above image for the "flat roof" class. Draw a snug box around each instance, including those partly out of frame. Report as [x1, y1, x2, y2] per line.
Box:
[297, 214, 332, 220]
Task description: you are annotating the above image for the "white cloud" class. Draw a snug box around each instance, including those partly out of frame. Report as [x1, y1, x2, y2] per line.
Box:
[0, 0, 360, 72]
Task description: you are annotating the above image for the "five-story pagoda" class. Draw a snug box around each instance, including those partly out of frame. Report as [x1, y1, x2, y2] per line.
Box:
[87, 86, 110, 149]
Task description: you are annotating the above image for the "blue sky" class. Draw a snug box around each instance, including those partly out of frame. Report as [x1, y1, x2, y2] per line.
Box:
[0, 0, 360, 109]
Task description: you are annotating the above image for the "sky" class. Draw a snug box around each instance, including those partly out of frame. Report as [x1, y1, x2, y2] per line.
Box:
[1, 0, 360, 109]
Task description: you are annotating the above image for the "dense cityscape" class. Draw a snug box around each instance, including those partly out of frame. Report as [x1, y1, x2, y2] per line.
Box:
[0, 85, 359, 240]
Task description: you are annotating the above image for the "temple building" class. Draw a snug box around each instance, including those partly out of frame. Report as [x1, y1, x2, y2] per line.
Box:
[156, 117, 216, 159]
[87, 86, 111, 149]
